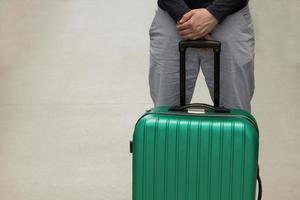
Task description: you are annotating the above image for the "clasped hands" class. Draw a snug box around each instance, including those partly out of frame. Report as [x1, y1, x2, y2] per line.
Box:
[176, 8, 218, 40]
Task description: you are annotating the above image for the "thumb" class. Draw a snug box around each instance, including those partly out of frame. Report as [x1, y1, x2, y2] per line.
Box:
[204, 34, 213, 40]
[179, 10, 194, 24]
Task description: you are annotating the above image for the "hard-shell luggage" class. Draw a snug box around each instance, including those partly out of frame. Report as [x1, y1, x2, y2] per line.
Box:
[131, 40, 262, 200]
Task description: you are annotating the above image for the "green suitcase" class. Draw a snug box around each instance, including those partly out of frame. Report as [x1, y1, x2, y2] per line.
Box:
[131, 40, 262, 200]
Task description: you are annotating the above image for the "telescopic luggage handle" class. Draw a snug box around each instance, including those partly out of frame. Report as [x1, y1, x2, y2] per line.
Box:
[179, 40, 221, 107]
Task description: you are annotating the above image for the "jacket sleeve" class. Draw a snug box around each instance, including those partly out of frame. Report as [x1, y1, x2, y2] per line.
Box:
[158, 0, 191, 22]
[206, 0, 249, 23]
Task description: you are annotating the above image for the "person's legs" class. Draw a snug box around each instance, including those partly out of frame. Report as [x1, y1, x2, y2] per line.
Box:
[200, 5, 255, 112]
[149, 8, 200, 106]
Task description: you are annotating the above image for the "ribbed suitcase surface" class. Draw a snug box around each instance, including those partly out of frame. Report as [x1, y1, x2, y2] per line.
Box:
[132, 107, 259, 200]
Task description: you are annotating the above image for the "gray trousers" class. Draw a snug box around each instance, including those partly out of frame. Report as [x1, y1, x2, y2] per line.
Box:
[149, 6, 255, 112]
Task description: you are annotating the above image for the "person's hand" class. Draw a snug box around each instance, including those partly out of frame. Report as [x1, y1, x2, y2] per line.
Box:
[199, 33, 214, 52]
[176, 9, 218, 40]
[204, 33, 213, 40]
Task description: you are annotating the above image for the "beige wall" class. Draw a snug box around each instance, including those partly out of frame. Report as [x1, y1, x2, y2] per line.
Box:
[0, 0, 299, 199]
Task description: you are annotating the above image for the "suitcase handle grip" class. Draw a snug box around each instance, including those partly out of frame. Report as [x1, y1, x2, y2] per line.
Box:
[179, 40, 221, 49]
[179, 40, 221, 107]
[169, 103, 230, 113]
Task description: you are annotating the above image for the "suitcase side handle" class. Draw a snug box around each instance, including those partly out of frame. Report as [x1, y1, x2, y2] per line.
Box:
[169, 103, 230, 113]
[179, 40, 221, 107]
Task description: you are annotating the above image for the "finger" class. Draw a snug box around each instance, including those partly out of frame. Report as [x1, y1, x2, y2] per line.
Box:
[179, 29, 193, 36]
[181, 33, 193, 40]
[176, 20, 192, 31]
[185, 32, 206, 40]
[197, 30, 209, 39]
[179, 10, 194, 24]
[182, 33, 199, 40]
[204, 34, 213, 40]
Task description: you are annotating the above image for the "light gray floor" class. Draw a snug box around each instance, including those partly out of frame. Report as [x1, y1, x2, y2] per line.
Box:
[0, 0, 299, 200]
